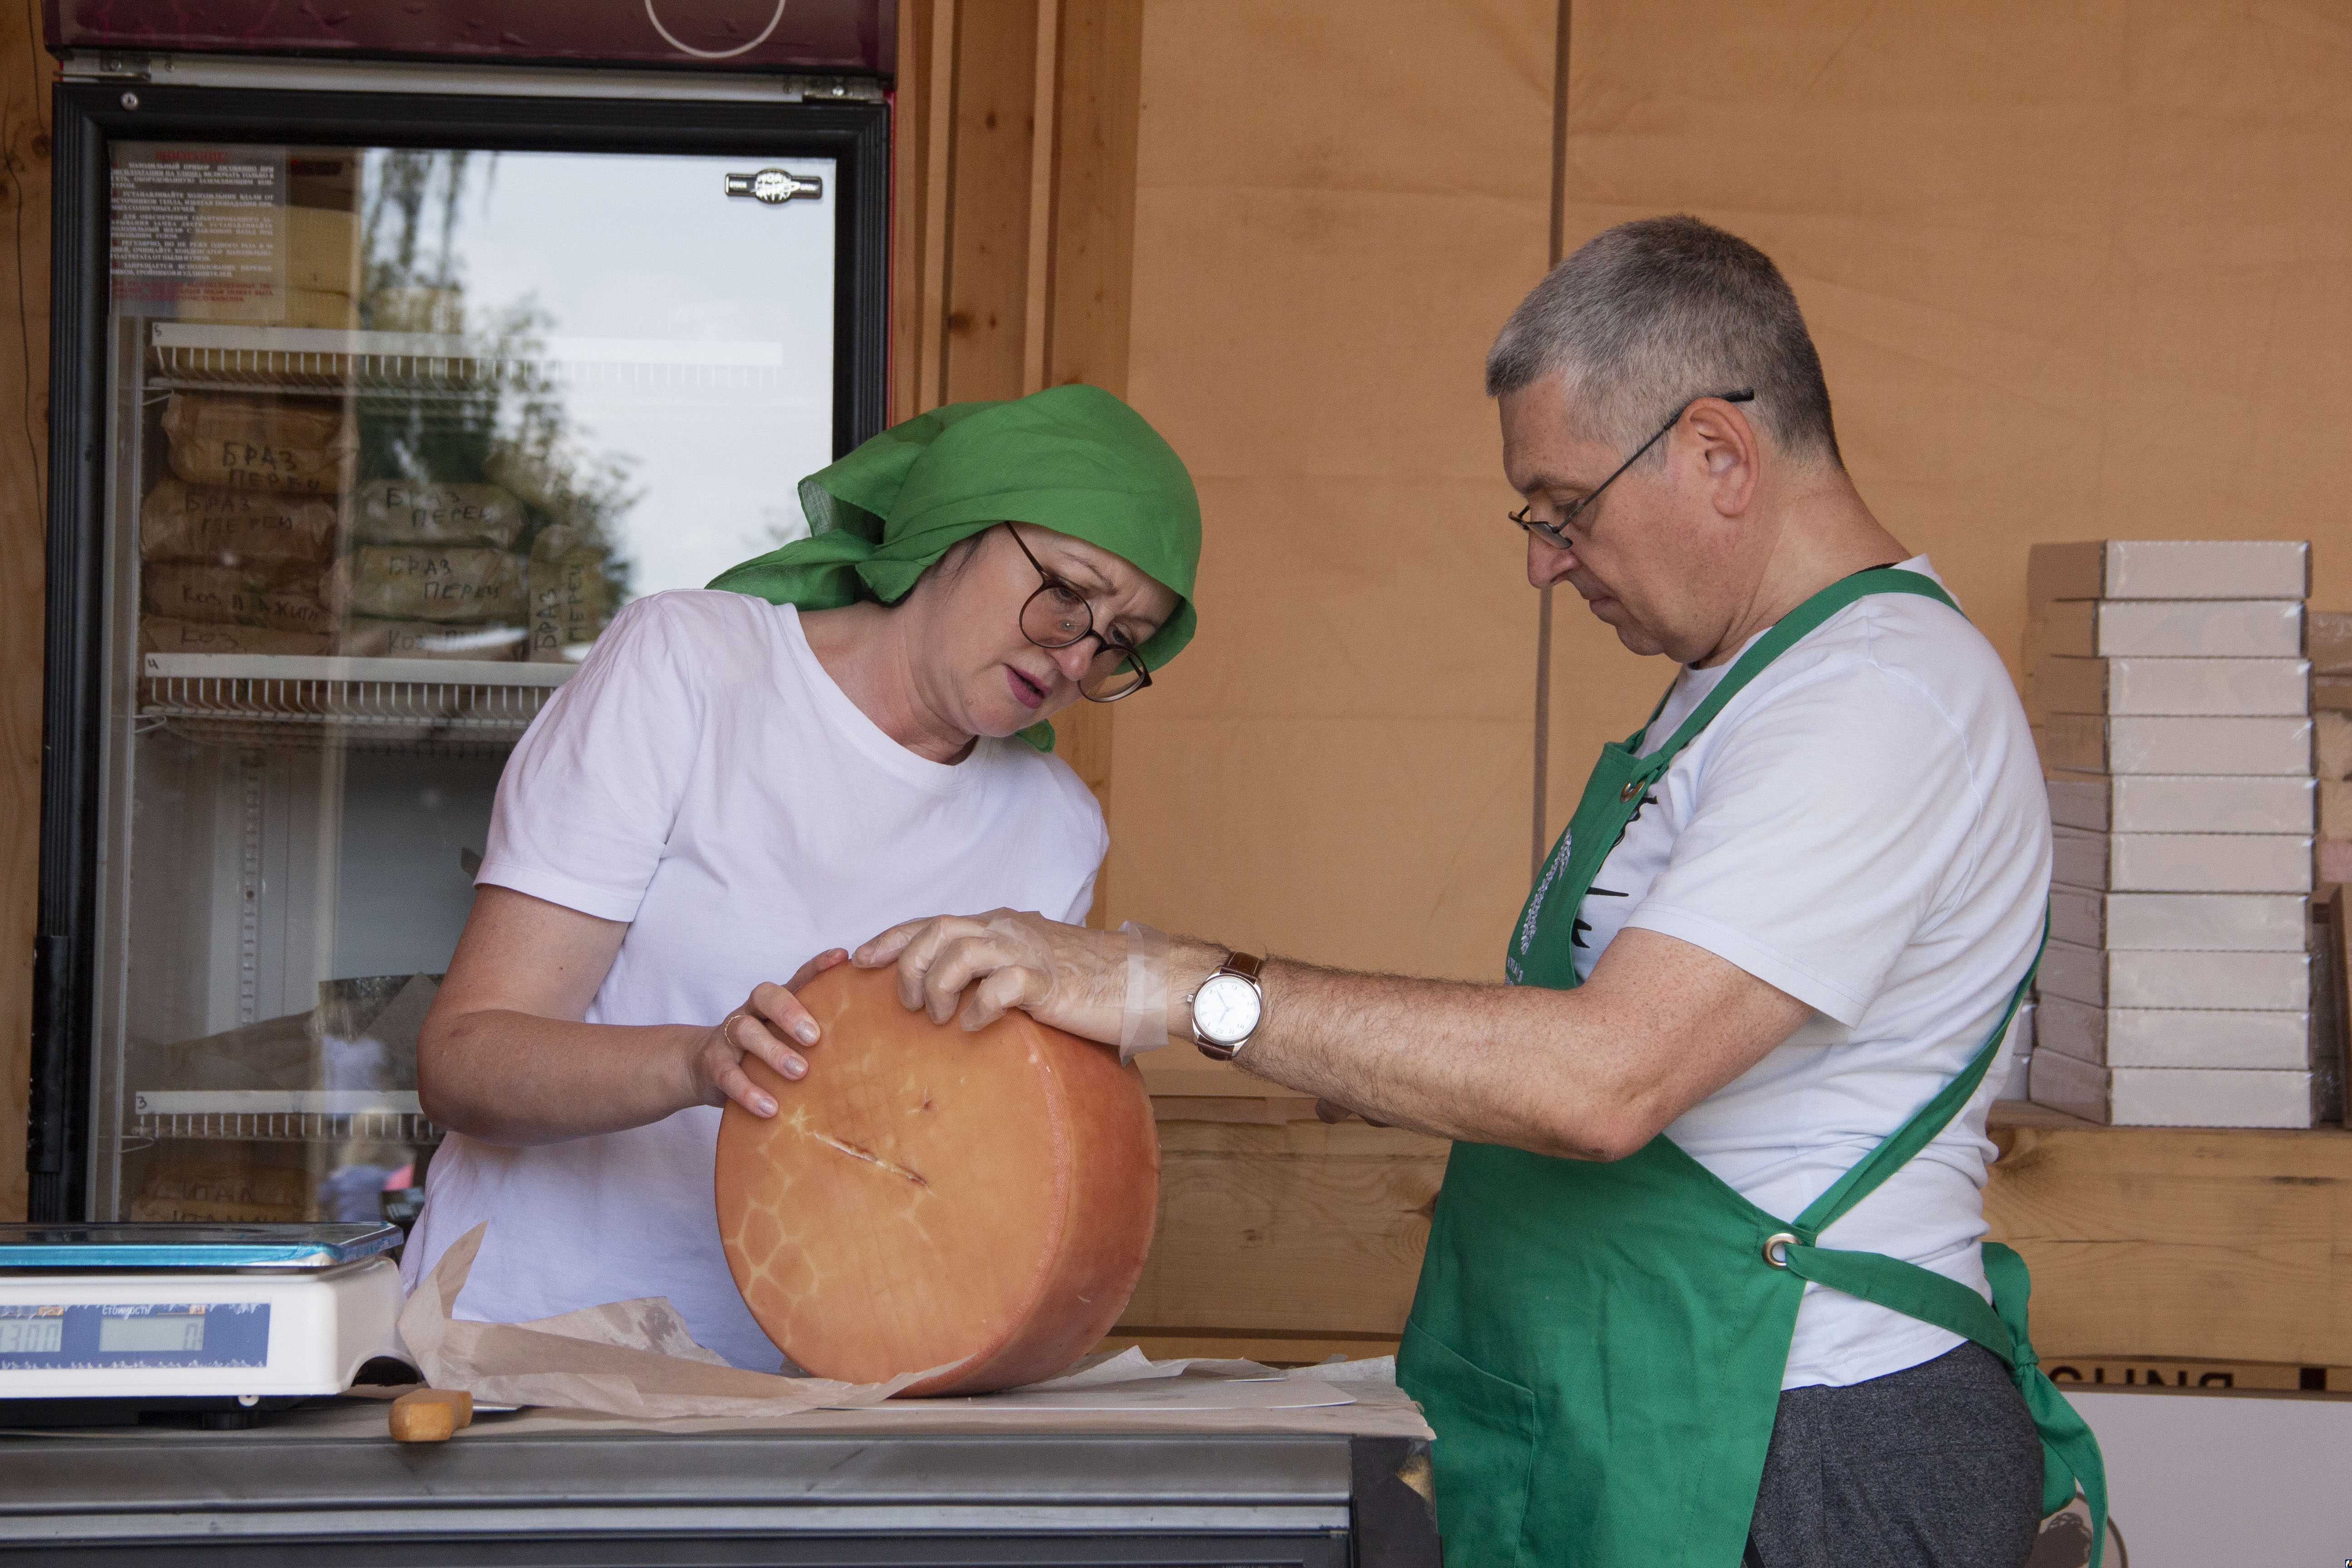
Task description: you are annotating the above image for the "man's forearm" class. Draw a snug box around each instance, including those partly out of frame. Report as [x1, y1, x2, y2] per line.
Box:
[1167, 938, 1645, 1159]
[1166, 928, 1811, 1161]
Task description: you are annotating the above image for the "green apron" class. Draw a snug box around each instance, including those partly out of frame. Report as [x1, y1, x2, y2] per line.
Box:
[1397, 568, 2106, 1568]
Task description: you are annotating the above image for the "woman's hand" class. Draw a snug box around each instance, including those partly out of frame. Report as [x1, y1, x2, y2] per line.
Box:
[693, 948, 848, 1117]
[853, 910, 1132, 1043]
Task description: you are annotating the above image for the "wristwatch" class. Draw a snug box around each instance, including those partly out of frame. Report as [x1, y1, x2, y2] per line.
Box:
[1189, 951, 1266, 1061]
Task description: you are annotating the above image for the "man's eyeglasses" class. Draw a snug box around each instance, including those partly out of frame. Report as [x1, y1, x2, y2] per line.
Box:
[1004, 524, 1154, 703]
[1509, 388, 1756, 550]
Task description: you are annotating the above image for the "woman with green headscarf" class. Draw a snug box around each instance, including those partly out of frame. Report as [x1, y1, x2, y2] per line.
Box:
[404, 385, 1200, 1370]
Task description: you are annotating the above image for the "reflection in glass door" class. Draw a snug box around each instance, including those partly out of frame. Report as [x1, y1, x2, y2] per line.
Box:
[93, 139, 842, 1224]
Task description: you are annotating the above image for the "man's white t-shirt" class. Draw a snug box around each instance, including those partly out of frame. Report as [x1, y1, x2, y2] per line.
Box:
[1513, 557, 2049, 1390]
[398, 590, 1108, 1370]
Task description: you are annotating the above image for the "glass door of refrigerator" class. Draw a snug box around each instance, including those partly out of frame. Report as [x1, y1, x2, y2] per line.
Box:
[95, 141, 838, 1224]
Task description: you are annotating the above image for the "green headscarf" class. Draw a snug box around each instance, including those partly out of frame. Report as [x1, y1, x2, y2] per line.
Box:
[707, 384, 1201, 753]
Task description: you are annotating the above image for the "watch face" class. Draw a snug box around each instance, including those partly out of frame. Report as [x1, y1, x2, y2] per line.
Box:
[1194, 973, 1262, 1045]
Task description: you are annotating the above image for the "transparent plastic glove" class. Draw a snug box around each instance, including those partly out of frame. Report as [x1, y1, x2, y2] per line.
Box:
[853, 909, 1170, 1059]
[1115, 920, 1169, 1060]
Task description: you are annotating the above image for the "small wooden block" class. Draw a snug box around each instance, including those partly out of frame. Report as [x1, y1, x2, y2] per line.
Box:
[389, 1387, 475, 1443]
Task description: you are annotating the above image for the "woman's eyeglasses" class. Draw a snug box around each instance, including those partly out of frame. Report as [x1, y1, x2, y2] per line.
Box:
[1004, 524, 1154, 703]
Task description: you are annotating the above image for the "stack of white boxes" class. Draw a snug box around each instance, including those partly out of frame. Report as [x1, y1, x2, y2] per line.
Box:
[2021, 540, 2317, 1127]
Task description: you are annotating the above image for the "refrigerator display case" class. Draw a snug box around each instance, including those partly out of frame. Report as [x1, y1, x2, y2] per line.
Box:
[31, 48, 889, 1224]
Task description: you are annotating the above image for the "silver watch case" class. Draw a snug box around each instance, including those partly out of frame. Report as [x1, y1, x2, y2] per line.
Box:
[1191, 952, 1266, 1061]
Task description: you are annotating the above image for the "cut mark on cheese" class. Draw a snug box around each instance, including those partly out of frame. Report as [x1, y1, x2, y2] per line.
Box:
[810, 1128, 930, 1189]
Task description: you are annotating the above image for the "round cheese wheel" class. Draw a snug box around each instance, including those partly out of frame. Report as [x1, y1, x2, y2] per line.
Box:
[714, 963, 1159, 1396]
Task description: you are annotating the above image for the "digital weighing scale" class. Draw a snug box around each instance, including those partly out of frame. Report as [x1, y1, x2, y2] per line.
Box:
[0, 1223, 406, 1427]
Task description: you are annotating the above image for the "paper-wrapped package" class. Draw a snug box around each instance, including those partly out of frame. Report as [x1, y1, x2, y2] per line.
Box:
[485, 444, 581, 515]
[357, 480, 525, 549]
[128, 1160, 312, 1224]
[142, 562, 335, 637]
[141, 478, 342, 567]
[139, 616, 331, 657]
[528, 525, 619, 661]
[162, 393, 357, 496]
[339, 617, 526, 662]
[334, 546, 525, 623]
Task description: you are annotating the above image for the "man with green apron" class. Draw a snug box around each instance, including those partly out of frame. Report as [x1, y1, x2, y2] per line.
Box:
[861, 215, 2103, 1567]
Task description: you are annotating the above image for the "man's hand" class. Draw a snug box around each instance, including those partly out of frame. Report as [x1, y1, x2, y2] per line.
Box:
[854, 910, 1134, 1040]
[691, 948, 848, 1118]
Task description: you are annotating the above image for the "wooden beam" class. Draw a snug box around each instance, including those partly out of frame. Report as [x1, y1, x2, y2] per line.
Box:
[887, 0, 933, 426]
[1041, 0, 1144, 395]
[939, 0, 1036, 403]
[915, 0, 958, 415]
[0, 0, 51, 1225]
[1019, 0, 1061, 395]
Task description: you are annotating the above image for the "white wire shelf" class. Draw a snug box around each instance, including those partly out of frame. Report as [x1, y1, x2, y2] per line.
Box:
[138, 652, 575, 754]
[147, 323, 800, 399]
[129, 1090, 441, 1147]
[130, 1111, 441, 1145]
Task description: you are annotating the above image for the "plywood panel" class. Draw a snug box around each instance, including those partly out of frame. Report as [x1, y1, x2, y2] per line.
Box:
[1544, 0, 2352, 829]
[1115, 0, 1555, 977]
[0, 1, 50, 1225]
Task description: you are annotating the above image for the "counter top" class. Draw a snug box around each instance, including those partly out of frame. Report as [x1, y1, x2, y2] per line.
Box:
[0, 1389, 1439, 1566]
[1, 1365, 1439, 1563]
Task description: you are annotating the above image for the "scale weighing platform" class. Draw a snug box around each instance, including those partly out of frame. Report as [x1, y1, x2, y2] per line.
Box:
[0, 1223, 406, 1427]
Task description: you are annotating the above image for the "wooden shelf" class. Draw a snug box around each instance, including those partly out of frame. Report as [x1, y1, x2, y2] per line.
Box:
[1130, 1095, 2352, 1371]
[1984, 1117, 2352, 1369]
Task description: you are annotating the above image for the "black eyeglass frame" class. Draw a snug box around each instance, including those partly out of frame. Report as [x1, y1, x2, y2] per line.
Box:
[1508, 387, 1757, 550]
[1002, 523, 1155, 703]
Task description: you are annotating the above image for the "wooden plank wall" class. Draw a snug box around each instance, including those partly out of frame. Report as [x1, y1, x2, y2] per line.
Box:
[890, 0, 1145, 923]
[0, 2, 50, 1225]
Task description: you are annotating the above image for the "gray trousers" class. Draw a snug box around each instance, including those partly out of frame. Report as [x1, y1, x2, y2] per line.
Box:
[1744, 1342, 2045, 1568]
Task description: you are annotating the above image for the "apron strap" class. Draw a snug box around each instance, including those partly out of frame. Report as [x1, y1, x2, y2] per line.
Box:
[1791, 917, 2047, 1240]
[1632, 568, 1960, 762]
[1780, 1239, 2111, 1563]
[1774, 911, 2099, 1563]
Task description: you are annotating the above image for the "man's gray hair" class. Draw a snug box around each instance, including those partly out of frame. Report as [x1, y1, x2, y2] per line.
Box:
[1486, 215, 1842, 469]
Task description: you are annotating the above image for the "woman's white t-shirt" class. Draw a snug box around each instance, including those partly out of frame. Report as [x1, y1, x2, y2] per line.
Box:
[1513, 558, 2050, 1390]
[398, 590, 1108, 1370]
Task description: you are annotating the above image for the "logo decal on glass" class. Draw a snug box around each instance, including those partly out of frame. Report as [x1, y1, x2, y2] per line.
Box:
[725, 169, 824, 205]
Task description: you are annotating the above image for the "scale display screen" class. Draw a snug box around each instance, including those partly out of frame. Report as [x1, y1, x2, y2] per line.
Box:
[0, 1318, 64, 1355]
[98, 1313, 206, 1352]
[0, 1303, 266, 1370]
